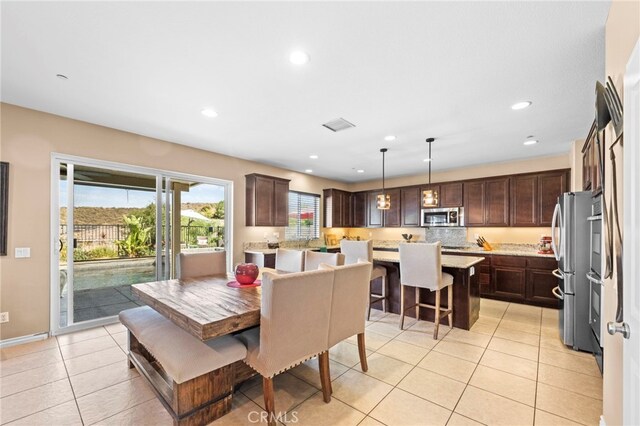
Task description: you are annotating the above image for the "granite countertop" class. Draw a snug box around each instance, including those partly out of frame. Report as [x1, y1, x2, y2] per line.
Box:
[439, 247, 555, 258]
[372, 250, 485, 269]
[244, 245, 341, 255]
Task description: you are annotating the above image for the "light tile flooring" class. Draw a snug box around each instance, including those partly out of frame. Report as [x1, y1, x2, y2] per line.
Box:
[0, 299, 602, 425]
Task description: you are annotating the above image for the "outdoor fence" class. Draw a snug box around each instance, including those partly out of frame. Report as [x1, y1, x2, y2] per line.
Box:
[59, 224, 225, 253]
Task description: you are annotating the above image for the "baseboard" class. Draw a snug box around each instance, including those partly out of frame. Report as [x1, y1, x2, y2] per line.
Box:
[0, 332, 49, 348]
[599, 415, 606, 426]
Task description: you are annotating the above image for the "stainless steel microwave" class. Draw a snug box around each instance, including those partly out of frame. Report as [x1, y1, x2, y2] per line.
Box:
[420, 207, 464, 227]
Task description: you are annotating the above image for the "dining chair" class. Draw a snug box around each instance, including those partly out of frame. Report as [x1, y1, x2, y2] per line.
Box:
[178, 251, 226, 279]
[237, 268, 335, 425]
[320, 261, 373, 373]
[398, 242, 453, 339]
[303, 250, 344, 271]
[340, 240, 388, 320]
[274, 248, 304, 272]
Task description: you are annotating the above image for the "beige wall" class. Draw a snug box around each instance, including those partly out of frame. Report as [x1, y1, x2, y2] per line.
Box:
[0, 103, 348, 340]
[570, 139, 585, 192]
[603, 1, 639, 425]
[0, 103, 575, 341]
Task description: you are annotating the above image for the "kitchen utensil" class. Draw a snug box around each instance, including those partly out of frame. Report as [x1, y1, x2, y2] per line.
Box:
[605, 76, 624, 137]
[595, 81, 611, 131]
[401, 233, 413, 242]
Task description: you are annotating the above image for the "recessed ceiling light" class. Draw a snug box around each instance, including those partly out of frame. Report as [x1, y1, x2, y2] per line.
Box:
[423, 158, 432, 162]
[384, 135, 396, 142]
[524, 139, 538, 146]
[201, 108, 218, 118]
[305, 169, 313, 173]
[56, 74, 68, 80]
[289, 51, 310, 65]
[511, 101, 532, 110]
[357, 169, 365, 173]
[309, 154, 319, 159]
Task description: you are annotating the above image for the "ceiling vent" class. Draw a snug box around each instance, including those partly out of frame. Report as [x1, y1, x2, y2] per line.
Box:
[322, 118, 356, 132]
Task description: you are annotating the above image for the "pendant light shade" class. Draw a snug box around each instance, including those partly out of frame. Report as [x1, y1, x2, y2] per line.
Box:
[377, 148, 390, 210]
[422, 138, 439, 208]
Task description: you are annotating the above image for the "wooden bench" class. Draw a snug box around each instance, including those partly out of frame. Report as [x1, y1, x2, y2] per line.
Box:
[119, 307, 248, 426]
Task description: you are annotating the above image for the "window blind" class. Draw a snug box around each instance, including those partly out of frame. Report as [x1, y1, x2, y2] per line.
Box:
[285, 191, 320, 240]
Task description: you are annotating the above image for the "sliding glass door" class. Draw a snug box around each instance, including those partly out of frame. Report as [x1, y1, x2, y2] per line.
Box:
[51, 155, 231, 334]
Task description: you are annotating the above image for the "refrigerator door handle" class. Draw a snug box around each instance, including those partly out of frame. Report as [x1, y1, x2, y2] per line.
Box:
[551, 203, 561, 261]
[586, 271, 604, 285]
[552, 286, 564, 300]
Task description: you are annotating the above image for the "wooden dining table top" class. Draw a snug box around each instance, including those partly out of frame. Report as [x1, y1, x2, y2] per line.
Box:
[132, 275, 262, 341]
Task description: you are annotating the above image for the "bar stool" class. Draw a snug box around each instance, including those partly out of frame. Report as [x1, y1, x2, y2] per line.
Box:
[275, 248, 304, 272]
[340, 240, 388, 320]
[398, 242, 453, 339]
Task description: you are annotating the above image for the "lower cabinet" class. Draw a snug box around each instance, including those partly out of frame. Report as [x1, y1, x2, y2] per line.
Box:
[459, 253, 558, 308]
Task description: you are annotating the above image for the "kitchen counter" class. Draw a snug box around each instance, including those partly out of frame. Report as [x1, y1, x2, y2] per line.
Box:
[372, 250, 485, 269]
[371, 251, 483, 331]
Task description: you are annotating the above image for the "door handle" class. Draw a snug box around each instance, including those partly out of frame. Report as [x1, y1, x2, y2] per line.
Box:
[552, 269, 564, 279]
[551, 204, 560, 261]
[586, 272, 603, 285]
[552, 286, 564, 300]
[607, 322, 630, 339]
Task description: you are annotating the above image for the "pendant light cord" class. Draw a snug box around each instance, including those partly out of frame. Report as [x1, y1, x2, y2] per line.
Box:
[380, 148, 388, 193]
[428, 141, 432, 185]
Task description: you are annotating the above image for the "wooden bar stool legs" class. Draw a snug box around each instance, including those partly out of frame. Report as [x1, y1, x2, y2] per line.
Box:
[367, 274, 388, 321]
[399, 284, 453, 340]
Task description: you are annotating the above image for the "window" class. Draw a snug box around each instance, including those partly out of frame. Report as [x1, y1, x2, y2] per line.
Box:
[286, 191, 320, 240]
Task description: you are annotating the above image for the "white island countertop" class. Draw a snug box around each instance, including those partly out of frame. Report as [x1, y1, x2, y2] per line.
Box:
[373, 250, 485, 269]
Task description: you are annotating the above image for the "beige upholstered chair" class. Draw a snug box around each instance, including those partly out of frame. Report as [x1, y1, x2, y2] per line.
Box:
[398, 242, 454, 339]
[340, 240, 388, 320]
[303, 250, 344, 271]
[274, 248, 304, 272]
[237, 269, 335, 425]
[178, 251, 226, 279]
[320, 261, 373, 373]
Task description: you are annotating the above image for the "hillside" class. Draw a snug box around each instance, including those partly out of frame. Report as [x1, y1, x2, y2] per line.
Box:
[60, 202, 223, 225]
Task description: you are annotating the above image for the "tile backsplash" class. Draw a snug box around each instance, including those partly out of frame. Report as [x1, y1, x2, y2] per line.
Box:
[424, 227, 468, 247]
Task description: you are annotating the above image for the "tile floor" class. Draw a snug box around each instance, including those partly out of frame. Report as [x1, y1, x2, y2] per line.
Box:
[0, 299, 603, 425]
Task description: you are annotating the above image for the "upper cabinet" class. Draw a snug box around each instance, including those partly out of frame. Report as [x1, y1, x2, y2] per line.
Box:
[463, 178, 509, 226]
[440, 182, 464, 207]
[511, 171, 567, 226]
[324, 168, 569, 228]
[383, 188, 401, 227]
[352, 192, 367, 228]
[245, 174, 290, 227]
[323, 189, 352, 228]
[401, 186, 421, 227]
[582, 121, 603, 196]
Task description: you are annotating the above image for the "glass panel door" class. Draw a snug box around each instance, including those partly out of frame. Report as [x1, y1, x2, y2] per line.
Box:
[57, 163, 160, 328]
[52, 156, 232, 334]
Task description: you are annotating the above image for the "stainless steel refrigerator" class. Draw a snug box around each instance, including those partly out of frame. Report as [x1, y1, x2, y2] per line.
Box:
[551, 191, 592, 352]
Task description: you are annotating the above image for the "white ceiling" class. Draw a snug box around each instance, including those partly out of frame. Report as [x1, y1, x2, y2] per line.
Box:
[1, 1, 610, 183]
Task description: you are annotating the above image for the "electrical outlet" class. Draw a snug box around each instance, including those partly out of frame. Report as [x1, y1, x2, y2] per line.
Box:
[0, 312, 8, 323]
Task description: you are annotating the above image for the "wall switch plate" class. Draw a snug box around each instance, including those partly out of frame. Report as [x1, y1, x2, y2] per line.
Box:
[0, 312, 8, 323]
[470, 266, 475, 276]
[15, 248, 31, 258]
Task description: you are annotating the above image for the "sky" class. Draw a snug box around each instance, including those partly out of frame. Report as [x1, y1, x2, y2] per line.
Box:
[59, 182, 224, 208]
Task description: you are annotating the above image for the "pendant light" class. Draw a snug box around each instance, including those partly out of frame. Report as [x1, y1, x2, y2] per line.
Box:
[422, 138, 439, 207]
[377, 148, 390, 210]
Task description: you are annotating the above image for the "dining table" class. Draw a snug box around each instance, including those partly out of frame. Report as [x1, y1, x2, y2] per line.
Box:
[132, 275, 262, 341]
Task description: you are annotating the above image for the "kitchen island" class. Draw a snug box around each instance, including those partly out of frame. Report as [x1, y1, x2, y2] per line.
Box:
[372, 250, 485, 330]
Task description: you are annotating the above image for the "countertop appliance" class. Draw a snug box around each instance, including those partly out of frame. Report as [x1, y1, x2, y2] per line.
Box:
[587, 195, 604, 372]
[551, 191, 593, 352]
[421, 207, 464, 227]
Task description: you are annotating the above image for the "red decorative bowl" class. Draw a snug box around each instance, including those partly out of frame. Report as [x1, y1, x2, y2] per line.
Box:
[234, 263, 259, 285]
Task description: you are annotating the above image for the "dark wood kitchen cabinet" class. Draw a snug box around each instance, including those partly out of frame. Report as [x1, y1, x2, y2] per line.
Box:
[323, 189, 352, 228]
[463, 177, 509, 226]
[538, 171, 568, 226]
[401, 186, 422, 227]
[440, 182, 464, 207]
[367, 191, 383, 227]
[245, 174, 290, 226]
[582, 121, 603, 196]
[476, 254, 558, 308]
[510, 171, 568, 227]
[383, 188, 401, 227]
[485, 177, 510, 226]
[352, 191, 367, 227]
[463, 181, 485, 226]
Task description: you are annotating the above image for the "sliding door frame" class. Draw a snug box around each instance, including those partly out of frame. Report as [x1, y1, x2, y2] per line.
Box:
[49, 153, 233, 336]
